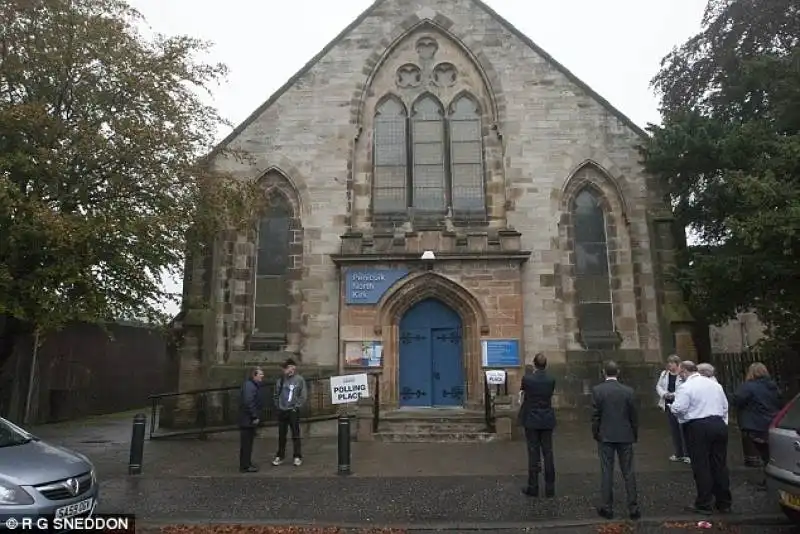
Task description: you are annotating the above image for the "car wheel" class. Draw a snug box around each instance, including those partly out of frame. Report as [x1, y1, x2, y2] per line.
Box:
[780, 504, 800, 524]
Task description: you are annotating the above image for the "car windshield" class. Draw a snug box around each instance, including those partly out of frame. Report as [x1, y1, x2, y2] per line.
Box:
[0, 418, 33, 448]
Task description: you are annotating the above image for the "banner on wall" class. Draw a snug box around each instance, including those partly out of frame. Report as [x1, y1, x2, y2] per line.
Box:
[344, 341, 383, 368]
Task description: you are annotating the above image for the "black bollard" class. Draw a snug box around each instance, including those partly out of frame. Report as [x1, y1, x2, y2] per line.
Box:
[337, 414, 351, 476]
[128, 413, 146, 475]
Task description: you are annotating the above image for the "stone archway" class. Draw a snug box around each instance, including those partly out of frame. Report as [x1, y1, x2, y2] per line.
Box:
[375, 272, 489, 408]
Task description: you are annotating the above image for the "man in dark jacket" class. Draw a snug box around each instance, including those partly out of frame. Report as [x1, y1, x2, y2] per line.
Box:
[518, 352, 556, 497]
[238, 367, 264, 472]
[591, 361, 641, 520]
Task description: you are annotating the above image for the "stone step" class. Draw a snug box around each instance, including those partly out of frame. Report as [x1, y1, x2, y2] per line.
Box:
[379, 421, 489, 433]
[374, 431, 498, 443]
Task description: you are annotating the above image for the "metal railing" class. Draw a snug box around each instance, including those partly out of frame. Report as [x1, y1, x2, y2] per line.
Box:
[483, 377, 508, 432]
[371, 372, 381, 433]
[147, 375, 336, 440]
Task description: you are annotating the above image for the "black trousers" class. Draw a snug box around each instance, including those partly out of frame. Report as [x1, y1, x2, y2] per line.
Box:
[598, 442, 638, 513]
[666, 407, 687, 457]
[276, 409, 302, 459]
[684, 416, 732, 510]
[239, 426, 256, 470]
[524, 428, 555, 494]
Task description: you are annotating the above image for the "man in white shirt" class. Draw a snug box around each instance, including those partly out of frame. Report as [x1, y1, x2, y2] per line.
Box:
[670, 361, 732, 515]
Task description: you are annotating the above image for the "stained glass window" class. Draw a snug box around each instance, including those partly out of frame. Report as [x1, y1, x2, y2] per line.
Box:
[449, 96, 485, 218]
[572, 189, 615, 349]
[254, 195, 291, 340]
[373, 97, 408, 215]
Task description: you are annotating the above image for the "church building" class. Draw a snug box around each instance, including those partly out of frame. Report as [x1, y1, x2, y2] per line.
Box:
[173, 0, 694, 415]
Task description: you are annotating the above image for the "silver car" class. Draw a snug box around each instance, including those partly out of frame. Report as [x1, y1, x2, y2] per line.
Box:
[0, 417, 99, 529]
[766, 393, 800, 523]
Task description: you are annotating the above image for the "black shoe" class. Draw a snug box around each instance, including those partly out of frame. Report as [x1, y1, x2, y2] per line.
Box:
[715, 505, 732, 514]
[521, 487, 539, 497]
[597, 508, 613, 519]
[239, 465, 259, 473]
[629, 509, 641, 520]
[684, 505, 712, 515]
[544, 490, 555, 498]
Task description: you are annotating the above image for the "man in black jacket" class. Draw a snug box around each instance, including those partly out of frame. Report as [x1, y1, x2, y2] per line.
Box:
[518, 352, 556, 497]
[591, 361, 640, 520]
[238, 367, 265, 472]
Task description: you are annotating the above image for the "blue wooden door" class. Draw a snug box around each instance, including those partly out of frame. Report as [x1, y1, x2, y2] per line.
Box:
[431, 327, 464, 406]
[399, 299, 463, 407]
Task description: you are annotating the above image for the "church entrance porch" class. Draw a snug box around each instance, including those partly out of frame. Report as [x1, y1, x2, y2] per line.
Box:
[398, 298, 465, 407]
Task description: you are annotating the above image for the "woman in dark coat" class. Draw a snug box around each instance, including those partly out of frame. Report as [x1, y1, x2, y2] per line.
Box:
[733, 362, 783, 485]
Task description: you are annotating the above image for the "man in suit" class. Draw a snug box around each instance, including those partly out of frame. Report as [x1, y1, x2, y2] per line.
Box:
[591, 360, 641, 520]
[238, 366, 265, 473]
[518, 352, 556, 497]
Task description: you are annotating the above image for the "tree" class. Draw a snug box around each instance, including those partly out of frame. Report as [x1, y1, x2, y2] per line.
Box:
[0, 0, 263, 410]
[641, 0, 800, 349]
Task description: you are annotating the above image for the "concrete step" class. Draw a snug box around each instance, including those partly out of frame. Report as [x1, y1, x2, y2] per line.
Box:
[379, 421, 488, 433]
[374, 431, 498, 443]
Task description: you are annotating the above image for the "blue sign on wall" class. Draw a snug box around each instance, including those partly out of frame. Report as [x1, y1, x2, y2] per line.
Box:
[481, 340, 521, 367]
[345, 268, 409, 305]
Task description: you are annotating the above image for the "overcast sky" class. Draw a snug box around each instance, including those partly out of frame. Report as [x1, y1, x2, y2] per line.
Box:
[127, 0, 707, 315]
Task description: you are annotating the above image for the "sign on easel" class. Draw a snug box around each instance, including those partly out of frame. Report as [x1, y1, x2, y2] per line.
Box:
[330, 373, 371, 404]
[485, 370, 507, 385]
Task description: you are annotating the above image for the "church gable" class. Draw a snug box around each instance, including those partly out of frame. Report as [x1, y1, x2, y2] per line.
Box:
[213, 0, 645, 163]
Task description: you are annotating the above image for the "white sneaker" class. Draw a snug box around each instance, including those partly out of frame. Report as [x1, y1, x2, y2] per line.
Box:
[683, 457, 692, 464]
[271, 457, 283, 466]
[293, 457, 303, 467]
[669, 455, 680, 462]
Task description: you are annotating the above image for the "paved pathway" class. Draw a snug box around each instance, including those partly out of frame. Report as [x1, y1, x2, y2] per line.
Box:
[27, 410, 790, 529]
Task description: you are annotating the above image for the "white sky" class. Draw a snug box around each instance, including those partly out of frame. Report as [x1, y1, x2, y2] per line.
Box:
[129, 0, 706, 316]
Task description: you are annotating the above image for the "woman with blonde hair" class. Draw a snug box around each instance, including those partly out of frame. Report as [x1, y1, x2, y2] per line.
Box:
[733, 362, 783, 486]
[655, 354, 689, 463]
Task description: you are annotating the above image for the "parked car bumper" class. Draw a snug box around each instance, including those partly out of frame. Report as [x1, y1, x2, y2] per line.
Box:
[766, 462, 800, 519]
[0, 484, 100, 531]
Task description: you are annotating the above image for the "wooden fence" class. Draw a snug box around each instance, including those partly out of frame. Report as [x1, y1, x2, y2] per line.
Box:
[708, 350, 800, 400]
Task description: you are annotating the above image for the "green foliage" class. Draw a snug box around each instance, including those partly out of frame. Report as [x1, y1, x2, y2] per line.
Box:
[0, 0, 264, 335]
[642, 0, 800, 347]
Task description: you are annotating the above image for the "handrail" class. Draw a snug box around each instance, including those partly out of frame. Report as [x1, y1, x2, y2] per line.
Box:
[372, 372, 381, 433]
[147, 375, 335, 440]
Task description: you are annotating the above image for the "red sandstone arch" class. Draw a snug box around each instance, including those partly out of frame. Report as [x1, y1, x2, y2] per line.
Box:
[374, 272, 489, 408]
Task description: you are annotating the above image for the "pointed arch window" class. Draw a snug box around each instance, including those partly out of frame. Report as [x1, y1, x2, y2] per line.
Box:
[373, 97, 408, 215]
[411, 95, 447, 214]
[449, 95, 485, 218]
[572, 188, 616, 349]
[254, 195, 291, 341]
[371, 92, 487, 221]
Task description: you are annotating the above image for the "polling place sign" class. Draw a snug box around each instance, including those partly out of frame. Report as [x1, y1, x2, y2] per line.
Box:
[330, 373, 371, 404]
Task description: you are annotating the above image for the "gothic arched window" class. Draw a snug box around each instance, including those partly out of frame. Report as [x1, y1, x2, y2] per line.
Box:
[373, 97, 408, 215]
[371, 92, 487, 220]
[254, 195, 291, 341]
[411, 94, 446, 214]
[572, 188, 616, 349]
[448, 95, 485, 219]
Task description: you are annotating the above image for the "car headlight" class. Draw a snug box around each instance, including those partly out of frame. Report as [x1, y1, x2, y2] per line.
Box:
[0, 480, 34, 506]
[90, 469, 97, 485]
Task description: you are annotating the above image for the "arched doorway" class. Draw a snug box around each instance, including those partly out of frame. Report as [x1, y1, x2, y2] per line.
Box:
[398, 298, 465, 407]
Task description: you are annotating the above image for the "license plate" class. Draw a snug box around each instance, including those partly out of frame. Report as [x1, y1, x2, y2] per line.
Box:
[54, 497, 93, 519]
[780, 490, 800, 510]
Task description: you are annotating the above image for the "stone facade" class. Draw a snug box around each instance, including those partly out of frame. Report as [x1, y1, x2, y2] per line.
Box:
[173, 0, 693, 414]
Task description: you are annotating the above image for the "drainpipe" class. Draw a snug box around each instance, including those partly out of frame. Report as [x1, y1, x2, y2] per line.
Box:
[336, 262, 344, 376]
